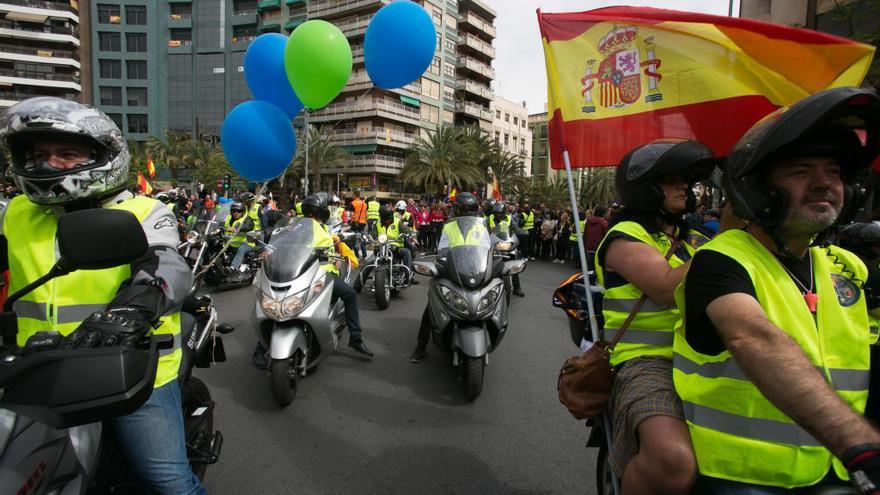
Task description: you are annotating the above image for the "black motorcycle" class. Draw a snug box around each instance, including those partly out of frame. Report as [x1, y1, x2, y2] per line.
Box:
[0, 208, 233, 493]
[355, 232, 417, 309]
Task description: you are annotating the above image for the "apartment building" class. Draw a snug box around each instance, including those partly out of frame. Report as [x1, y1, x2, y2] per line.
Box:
[528, 112, 550, 180]
[90, 0, 255, 140]
[491, 95, 531, 176]
[271, 0, 495, 195]
[0, 0, 83, 110]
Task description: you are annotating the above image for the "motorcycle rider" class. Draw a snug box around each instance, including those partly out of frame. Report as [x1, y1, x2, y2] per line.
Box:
[356, 204, 417, 288]
[226, 202, 256, 271]
[0, 97, 202, 493]
[240, 191, 262, 237]
[595, 139, 715, 495]
[673, 87, 880, 493]
[395, 200, 413, 228]
[489, 201, 526, 297]
[410, 192, 487, 363]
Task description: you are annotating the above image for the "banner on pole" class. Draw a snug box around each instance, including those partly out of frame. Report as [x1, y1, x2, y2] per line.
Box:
[537, 6, 875, 169]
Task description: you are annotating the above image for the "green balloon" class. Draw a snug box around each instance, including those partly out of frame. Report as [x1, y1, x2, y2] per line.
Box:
[285, 20, 352, 109]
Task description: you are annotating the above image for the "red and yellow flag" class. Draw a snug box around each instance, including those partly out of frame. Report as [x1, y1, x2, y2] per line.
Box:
[491, 174, 501, 201]
[537, 7, 875, 168]
[449, 188, 458, 201]
[147, 158, 156, 178]
[137, 172, 152, 195]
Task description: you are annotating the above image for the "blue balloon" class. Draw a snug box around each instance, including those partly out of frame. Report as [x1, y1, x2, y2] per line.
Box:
[364, 1, 437, 89]
[221, 101, 296, 182]
[244, 33, 304, 119]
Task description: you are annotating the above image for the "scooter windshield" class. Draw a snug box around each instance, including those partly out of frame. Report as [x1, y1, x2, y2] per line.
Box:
[444, 217, 492, 289]
[214, 204, 231, 226]
[263, 217, 318, 282]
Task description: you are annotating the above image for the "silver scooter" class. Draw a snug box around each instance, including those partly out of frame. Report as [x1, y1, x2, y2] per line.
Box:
[252, 217, 356, 407]
[412, 217, 526, 401]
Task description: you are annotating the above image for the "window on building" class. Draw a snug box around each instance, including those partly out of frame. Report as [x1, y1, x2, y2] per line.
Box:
[126, 33, 147, 52]
[128, 114, 148, 133]
[107, 113, 123, 130]
[99, 86, 122, 106]
[504, 133, 509, 146]
[127, 60, 147, 80]
[522, 120, 526, 129]
[97, 4, 121, 24]
[443, 63, 455, 78]
[428, 56, 440, 76]
[99, 32, 121, 52]
[99, 59, 122, 79]
[504, 113, 510, 123]
[126, 5, 147, 25]
[496, 109, 501, 119]
[444, 38, 455, 53]
[494, 131, 500, 144]
[127, 87, 148, 106]
[513, 116, 518, 126]
[512, 136, 518, 151]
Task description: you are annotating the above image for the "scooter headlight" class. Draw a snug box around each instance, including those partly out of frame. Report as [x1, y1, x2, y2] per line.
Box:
[261, 290, 308, 319]
[439, 285, 469, 314]
[260, 293, 280, 317]
[477, 284, 503, 314]
[186, 230, 201, 244]
[495, 241, 512, 251]
[378, 234, 388, 244]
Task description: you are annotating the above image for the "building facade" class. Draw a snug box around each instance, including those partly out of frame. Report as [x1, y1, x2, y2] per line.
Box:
[528, 112, 549, 180]
[491, 94, 531, 176]
[0, 0, 83, 110]
[89, 0, 257, 141]
[740, 0, 868, 34]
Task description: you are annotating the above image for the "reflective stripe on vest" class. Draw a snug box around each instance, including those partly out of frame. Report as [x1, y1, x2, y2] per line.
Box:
[442, 221, 488, 248]
[4, 195, 182, 388]
[296, 202, 303, 215]
[672, 229, 869, 488]
[595, 221, 691, 366]
[569, 220, 585, 241]
[523, 212, 534, 231]
[225, 216, 251, 247]
[367, 201, 380, 221]
[377, 219, 403, 247]
[248, 203, 261, 231]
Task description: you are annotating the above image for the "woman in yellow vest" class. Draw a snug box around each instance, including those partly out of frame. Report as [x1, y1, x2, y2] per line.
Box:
[0, 97, 203, 493]
[674, 88, 880, 493]
[594, 140, 715, 495]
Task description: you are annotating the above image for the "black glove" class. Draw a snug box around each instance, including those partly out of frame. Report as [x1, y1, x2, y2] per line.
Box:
[844, 443, 880, 494]
[60, 308, 153, 350]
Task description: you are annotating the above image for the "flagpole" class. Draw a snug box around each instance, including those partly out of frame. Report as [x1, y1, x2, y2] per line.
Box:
[563, 148, 619, 495]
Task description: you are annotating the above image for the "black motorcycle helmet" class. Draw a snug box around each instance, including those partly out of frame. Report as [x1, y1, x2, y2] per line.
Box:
[240, 192, 255, 204]
[616, 139, 716, 215]
[723, 87, 880, 228]
[492, 201, 506, 217]
[455, 192, 480, 217]
[301, 192, 330, 222]
[837, 222, 880, 263]
[230, 202, 245, 216]
[481, 199, 495, 216]
[379, 204, 394, 223]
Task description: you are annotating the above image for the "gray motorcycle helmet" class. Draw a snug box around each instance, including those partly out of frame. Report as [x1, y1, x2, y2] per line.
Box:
[2, 97, 130, 206]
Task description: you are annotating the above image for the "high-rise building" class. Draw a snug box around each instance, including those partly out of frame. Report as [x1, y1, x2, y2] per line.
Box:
[491, 95, 531, 176]
[0, 0, 83, 110]
[90, 0, 256, 141]
[528, 112, 549, 180]
[272, 0, 495, 196]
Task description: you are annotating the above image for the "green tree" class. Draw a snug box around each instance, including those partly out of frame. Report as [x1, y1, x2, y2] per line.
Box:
[126, 139, 149, 185]
[401, 125, 483, 191]
[292, 127, 350, 193]
[180, 139, 234, 184]
[457, 124, 499, 177]
[826, 0, 880, 90]
[145, 130, 189, 179]
[579, 167, 617, 208]
[486, 150, 525, 199]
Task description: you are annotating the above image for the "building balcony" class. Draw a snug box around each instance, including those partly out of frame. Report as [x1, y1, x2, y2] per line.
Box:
[0, 25, 79, 46]
[231, 11, 259, 25]
[458, 0, 496, 22]
[331, 128, 417, 149]
[285, 0, 306, 5]
[257, 0, 281, 11]
[337, 15, 370, 38]
[310, 99, 421, 125]
[456, 78, 491, 101]
[167, 0, 191, 3]
[351, 44, 363, 64]
[459, 11, 495, 39]
[0, 42, 79, 63]
[347, 153, 406, 174]
[0, 68, 80, 90]
[284, 18, 305, 33]
[258, 22, 281, 33]
[307, 0, 388, 20]
[0, 0, 78, 22]
[168, 13, 192, 28]
[455, 56, 493, 81]
[455, 101, 489, 119]
[457, 32, 494, 61]
[231, 35, 256, 46]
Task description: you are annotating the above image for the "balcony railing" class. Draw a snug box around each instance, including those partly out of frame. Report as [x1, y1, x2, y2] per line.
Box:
[336, 15, 370, 37]
[331, 128, 418, 148]
[458, 32, 494, 59]
[0, 67, 79, 83]
[0, 43, 79, 61]
[4, 0, 77, 13]
[455, 101, 488, 118]
[168, 39, 193, 47]
[311, 99, 420, 124]
[460, 11, 495, 38]
[231, 35, 257, 44]
[348, 153, 407, 172]
[456, 56, 494, 79]
[169, 13, 192, 20]
[307, 0, 389, 19]
[0, 19, 78, 38]
[455, 78, 491, 100]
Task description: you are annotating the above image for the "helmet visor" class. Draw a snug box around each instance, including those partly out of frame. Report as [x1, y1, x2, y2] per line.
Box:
[9, 131, 108, 178]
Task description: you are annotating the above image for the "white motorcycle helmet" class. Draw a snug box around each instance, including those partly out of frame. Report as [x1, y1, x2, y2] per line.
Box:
[2, 97, 130, 206]
[395, 200, 407, 212]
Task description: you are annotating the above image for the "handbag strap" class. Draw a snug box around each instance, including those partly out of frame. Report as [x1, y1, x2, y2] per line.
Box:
[607, 238, 681, 350]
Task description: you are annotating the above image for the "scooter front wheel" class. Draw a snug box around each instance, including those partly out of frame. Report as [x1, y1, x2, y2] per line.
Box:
[462, 356, 485, 401]
[374, 268, 391, 310]
[270, 357, 299, 407]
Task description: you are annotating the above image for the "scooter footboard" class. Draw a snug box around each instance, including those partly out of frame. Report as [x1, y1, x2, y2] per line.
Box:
[269, 323, 308, 360]
[452, 325, 490, 358]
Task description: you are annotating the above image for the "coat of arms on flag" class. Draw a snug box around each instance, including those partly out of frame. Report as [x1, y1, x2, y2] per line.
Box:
[582, 25, 662, 113]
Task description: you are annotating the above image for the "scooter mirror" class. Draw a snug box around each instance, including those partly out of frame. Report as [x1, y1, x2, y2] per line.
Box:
[56, 209, 148, 272]
[412, 261, 438, 277]
[246, 231, 262, 243]
[502, 260, 527, 276]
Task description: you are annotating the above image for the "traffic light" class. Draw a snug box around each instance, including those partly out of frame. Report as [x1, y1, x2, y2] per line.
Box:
[223, 174, 231, 190]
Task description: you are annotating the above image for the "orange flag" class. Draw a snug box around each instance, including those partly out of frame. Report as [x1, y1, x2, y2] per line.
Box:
[147, 158, 156, 178]
[538, 6, 875, 168]
[449, 188, 457, 201]
[137, 172, 152, 195]
[491, 174, 501, 201]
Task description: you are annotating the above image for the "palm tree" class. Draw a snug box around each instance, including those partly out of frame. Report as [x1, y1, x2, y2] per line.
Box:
[457, 124, 498, 177]
[291, 127, 350, 194]
[401, 125, 483, 191]
[486, 150, 525, 199]
[180, 139, 233, 184]
[126, 140, 149, 185]
[580, 167, 617, 208]
[145, 130, 189, 179]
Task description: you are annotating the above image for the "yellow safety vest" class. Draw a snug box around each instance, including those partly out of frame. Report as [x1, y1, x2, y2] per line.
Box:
[295, 202, 303, 216]
[673, 229, 869, 488]
[522, 211, 534, 231]
[569, 219, 586, 242]
[488, 215, 511, 234]
[224, 215, 253, 248]
[247, 203, 261, 231]
[594, 221, 692, 366]
[377, 219, 404, 248]
[367, 201, 380, 221]
[5, 195, 182, 388]
[311, 220, 339, 276]
[442, 220, 489, 247]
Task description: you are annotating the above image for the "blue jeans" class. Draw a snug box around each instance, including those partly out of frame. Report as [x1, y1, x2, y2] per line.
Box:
[331, 278, 362, 340]
[231, 243, 253, 269]
[351, 222, 367, 258]
[111, 381, 205, 495]
[693, 472, 845, 494]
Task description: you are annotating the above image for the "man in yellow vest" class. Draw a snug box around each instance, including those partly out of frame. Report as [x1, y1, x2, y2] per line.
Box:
[225, 202, 256, 271]
[366, 195, 381, 235]
[490, 202, 526, 297]
[520, 203, 535, 260]
[0, 97, 203, 493]
[674, 87, 880, 493]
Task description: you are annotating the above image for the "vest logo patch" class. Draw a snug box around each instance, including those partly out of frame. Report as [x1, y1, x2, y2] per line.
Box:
[153, 218, 176, 230]
[831, 273, 860, 307]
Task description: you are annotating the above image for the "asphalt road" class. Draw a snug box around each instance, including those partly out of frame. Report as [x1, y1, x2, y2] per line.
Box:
[199, 257, 598, 495]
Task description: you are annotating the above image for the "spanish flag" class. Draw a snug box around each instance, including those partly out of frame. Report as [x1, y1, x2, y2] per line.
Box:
[449, 188, 457, 201]
[491, 174, 501, 201]
[147, 158, 156, 178]
[137, 172, 152, 195]
[538, 7, 876, 168]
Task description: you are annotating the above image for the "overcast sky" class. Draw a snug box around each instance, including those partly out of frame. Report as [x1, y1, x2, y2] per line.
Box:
[484, 0, 743, 113]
